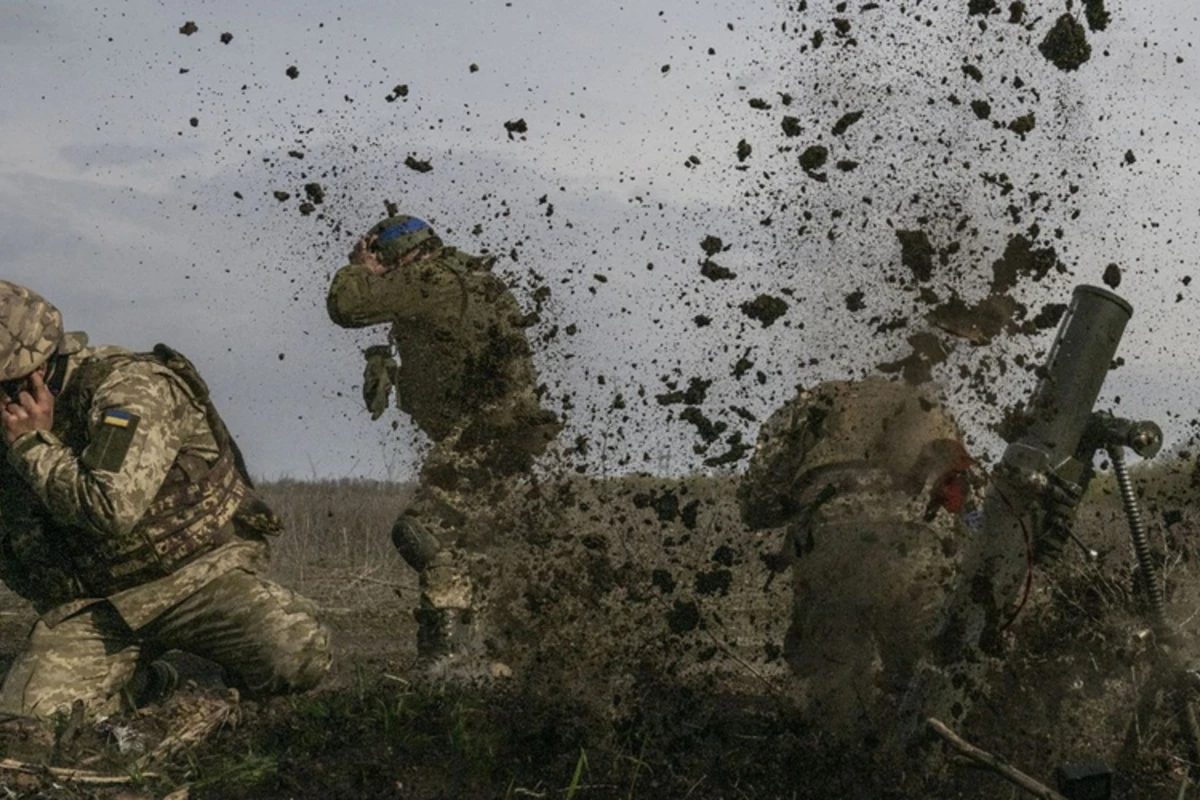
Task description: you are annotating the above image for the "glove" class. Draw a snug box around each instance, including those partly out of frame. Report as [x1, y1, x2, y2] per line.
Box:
[362, 345, 400, 420]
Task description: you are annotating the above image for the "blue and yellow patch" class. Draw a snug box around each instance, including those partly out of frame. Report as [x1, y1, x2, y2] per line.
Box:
[102, 409, 134, 428]
[84, 408, 141, 472]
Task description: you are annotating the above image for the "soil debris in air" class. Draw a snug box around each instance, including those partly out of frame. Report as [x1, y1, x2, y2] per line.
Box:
[220, 32, 233, 44]
[1039, 14, 1091, 71]
[896, 229, 935, 282]
[1083, 0, 1111, 31]
[701, 260, 736, 281]
[504, 118, 528, 139]
[405, 155, 433, 173]
[740, 294, 789, 327]
[179, 21, 198, 36]
[1103, 263, 1122, 289]
[831, 110, 863, 136]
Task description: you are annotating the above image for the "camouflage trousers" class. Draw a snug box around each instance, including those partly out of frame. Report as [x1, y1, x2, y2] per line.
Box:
[0, 568, 331, 719]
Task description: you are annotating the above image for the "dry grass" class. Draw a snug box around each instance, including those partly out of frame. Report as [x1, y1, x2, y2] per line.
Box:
[257, 478, 417, 606]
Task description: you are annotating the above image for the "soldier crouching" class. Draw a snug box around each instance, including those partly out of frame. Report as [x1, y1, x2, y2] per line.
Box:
[0, 280, 330, 718]
[738, 376, 980, 737]
[326, 214, 561, 667]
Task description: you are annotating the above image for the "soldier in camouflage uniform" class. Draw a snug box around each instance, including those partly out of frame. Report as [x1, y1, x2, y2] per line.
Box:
[0, 281, 331, 718]
[326, 215, 560, 664]
[738, 377, 980, 735]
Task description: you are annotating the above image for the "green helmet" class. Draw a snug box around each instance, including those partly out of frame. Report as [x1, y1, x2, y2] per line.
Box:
[363, 215, 442, 268]
[0, 280, 64, 381]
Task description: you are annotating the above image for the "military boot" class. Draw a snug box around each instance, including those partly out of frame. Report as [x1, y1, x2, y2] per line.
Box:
[414, 606, 474, 667]
[130, 659, 180, 708]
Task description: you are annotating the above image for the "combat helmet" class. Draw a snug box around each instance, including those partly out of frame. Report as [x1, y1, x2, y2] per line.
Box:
[0, 280, 65, 381]
[364, 215, 442, 269]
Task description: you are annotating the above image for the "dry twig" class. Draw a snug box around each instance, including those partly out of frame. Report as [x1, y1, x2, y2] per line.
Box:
[927, 717, 1068, 800]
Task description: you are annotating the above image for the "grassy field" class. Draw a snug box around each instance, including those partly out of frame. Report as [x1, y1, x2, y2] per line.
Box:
[0, 458, 1198, 799]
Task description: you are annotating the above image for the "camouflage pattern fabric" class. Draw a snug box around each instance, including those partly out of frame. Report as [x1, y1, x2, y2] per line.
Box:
[0, 540, 330, 718]
[738, 377, 980, 736]
[0, 342, 330, 716]
[0, 281, 64, 381]
[1, 346, 245, 605]
[328, 242, 561, 619]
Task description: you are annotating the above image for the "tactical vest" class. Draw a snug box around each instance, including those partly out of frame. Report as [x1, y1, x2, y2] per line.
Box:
[0, 345, 281, 611]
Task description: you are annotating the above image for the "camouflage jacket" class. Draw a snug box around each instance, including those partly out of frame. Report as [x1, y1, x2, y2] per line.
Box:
[326, 247, 553, 442]
[739, 377, 980, 533]
[0, 343, 275, 619]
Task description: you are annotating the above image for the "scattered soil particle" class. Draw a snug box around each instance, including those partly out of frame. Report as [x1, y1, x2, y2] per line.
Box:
[286, 65, 300, 79]
[661, 64, 671, 74]
[700, 235, 724, 256]
[666, 599, 700, 634]
[304, 183, 325, 204]
[1039, 14, 1091, 71]
[651, 569, 676, 594]
[273, 191, 290, 202]
[1032, 302, 1068, 330]
[657, 377, 712, 407]
[990, 234, 1062, 293]
[1103, 263, 1122, 288]
[877, 332, 948, 385]
[799, 145, 828, 180]
[701, 260, 737, 281]
[971, 99, 992, 120]
[962, 64, 984, 82]
[694, 315, 712, 327]
[968, 0, 999, 14]
[781, 116, 803, 137]
[749, 98, 771, 110]
[812, 30, 824, 49]
[680, 407, 727, 444]
[695, 568, 733, 596]
[740, 294, 789, 327]
[404, 155, 433, 173]
[179, 21, 198, 35]
[736, 139, 752, 162]
[927, 293, 1023, 344]
[298, 202, 315, 216]
[836, 160, 858, 171]
[394, 84, 409, 97]
[1124, 149, 1136, 164]
[1008, 1, 1026, 23]
[831, 111, 863, 136]
[504, 119, 528, 139]
[732, 356, 754, 379]
[845, 290, 866, 312]
[287, 150, 304, 159]
[189, 117, 199, 127]
[896, 229, 935, 282]
[702, 440, 753, 467]
[1083, 0, 1111, 31]
[220, 32, 233, 44]
[1009, 113, 1036, 135]
[469, 63, 479, 72]
[832, 18, 851, 36]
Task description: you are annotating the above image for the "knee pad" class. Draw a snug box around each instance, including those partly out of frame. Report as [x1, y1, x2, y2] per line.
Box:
[391, 515, 442, 572]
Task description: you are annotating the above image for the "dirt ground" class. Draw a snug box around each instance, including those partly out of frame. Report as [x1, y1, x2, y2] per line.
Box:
[0, 467, 1198, 799]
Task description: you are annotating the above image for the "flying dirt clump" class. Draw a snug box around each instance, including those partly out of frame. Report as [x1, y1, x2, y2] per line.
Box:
[896, 229, 935, 282]
[1039, 13, 1091, 71]
[404, 155, 433, 173]
[1083, 0, 1111, 31]
[504, 118, 528, 140]
[179, 21, 198, 36]
[1103, 263, 1122, 288]
[740, 294, 789, 327]
[831, 110, 863, 136]
[701, 260, 736, 281]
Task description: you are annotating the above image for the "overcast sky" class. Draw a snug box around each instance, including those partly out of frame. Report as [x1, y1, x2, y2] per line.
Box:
[2, 1, 1198, 480]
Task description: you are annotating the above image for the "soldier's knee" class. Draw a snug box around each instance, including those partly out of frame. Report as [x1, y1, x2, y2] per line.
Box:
[391, 514, 442, 572]
[255, 614, 332, 694]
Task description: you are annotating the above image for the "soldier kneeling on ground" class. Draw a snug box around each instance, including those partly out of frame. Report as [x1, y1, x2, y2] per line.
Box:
[326, 213, 561, 669]
[0, 280, 331, 718]
[738, 376, 982, 738]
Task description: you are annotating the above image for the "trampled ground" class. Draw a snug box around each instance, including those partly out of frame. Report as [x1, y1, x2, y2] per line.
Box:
[0, 466, 1199, 799]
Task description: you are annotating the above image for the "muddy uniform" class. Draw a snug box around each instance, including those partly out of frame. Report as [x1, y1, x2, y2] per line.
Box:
[328, 238, 560, 650]
[0, 342, 330, 717]
[738, 377, 979, 734]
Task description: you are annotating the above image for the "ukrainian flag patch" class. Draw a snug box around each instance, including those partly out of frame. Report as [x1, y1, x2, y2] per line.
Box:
[84, 409, 141, 472]
[102, 409, 134, 428]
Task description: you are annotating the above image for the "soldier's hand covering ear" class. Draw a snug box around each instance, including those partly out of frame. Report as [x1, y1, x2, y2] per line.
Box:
[362, 345, 399, 420]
